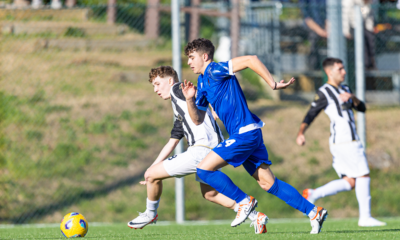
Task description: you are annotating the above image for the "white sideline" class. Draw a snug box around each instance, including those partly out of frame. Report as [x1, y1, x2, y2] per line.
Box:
[1, 217, 397, 229]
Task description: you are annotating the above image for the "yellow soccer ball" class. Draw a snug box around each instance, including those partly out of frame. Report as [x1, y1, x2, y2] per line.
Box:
[60, 212, 89, 238]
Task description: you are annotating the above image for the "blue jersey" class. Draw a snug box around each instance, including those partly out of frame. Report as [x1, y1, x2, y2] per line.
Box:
[195, 60, 264, 136]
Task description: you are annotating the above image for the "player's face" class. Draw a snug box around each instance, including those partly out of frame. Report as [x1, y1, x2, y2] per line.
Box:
[330, 63, 346, 84]
[187, 51, 206, 74]
[152, 76, 173, 100]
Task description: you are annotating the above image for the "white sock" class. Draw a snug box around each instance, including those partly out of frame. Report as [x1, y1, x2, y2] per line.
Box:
[145, 198, 160, 218]
[308, 206, 318, 219]
[238, 195, 250, 205]
[234, 203, 258, 221]
[311, 179, 352, 202]
[234, 204, 239, 212]
[355, 177, 371, 219]
[248, 210, 258, 221]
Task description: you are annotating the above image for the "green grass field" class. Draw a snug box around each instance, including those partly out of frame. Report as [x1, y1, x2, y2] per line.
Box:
[1, 218, 399, 240]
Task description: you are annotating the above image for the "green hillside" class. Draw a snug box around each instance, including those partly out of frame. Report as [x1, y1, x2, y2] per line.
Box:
[1, 24, 400, 224]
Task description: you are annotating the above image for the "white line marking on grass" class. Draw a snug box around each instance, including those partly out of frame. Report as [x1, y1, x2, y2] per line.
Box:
[0, 216, 396, 229]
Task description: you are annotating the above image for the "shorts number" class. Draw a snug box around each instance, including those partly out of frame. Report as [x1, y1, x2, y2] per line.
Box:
[225, 139, 236, 147]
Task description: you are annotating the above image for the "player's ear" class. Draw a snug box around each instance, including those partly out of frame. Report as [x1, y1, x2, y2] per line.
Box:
[168, 77, 174, 86]
[202, 53, 209, 62]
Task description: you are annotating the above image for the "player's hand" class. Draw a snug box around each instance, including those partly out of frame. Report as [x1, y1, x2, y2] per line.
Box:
[275, 77, 295, 90]
[296, 134, 306, 146]
[339, 92, 353, 102]
[181, 79, 196, 100]
[139, 180, 147, 185]
[140, 169, 150, 185]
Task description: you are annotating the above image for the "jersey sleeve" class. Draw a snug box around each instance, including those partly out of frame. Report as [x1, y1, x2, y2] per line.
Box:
[303, 90, 328, 125]
[195, 85, 209, 112]
[170, 118, 184, 140]
[353, 101, 366, 112]
[209, 60, 234, 81]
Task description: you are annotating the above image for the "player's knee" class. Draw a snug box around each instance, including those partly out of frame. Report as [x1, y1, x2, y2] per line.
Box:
[258, 181, 273, 191]
[343, 177, 356, 189]
[146, 170, 161, 184]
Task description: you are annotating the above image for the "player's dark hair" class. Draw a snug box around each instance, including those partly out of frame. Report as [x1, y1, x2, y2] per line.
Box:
[322, 58, 343, 69]
[184, 38, 215, 61]
[148, 66, 179, 83]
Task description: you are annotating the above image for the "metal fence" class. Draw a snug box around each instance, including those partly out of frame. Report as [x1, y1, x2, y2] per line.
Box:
[1, 0, 399, 224]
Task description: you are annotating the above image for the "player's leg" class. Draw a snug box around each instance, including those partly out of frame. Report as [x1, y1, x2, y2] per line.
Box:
[129, 150, 199, 229]
[303, 176, 353, 204]
[243, 134, 327, 234]
[330, 141, 385, 226]
[200, 183, 236, 209]
[199, 182, 267, 234]
[127, 161, 172, 229]
[145, 162, 171, 214]
[356, 174, 386, 227]
[249, 163, 327, 234]
[197, 151, 249, 204]
[303, 146, 355, 203]
[251, 163, 316, 216]
[197, 139, 259, 227]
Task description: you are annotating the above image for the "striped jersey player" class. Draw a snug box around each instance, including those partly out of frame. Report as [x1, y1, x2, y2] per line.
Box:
[296, 58, 386, 227]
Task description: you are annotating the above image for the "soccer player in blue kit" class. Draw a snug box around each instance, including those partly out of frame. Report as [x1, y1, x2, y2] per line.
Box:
[181, 38, 328, 234]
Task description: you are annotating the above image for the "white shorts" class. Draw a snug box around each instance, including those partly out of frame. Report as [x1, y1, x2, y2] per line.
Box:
[163, 146, 212, 184]
[330, 141, 370, 178]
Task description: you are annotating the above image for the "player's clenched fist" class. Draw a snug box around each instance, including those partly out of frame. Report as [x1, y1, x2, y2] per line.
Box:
[181, 79, 196, 100]
[296, 134, 306, 146]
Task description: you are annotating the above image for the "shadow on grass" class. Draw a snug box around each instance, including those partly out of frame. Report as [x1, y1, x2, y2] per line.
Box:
[1, 170, 146, 224]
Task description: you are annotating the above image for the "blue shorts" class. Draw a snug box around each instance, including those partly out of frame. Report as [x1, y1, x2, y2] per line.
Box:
[213, 129, 271, 176]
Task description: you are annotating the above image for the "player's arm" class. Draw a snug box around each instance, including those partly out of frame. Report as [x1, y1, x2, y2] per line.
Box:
[210, 105, 219, 120]
[150, 138, 180, 167]
[352, 95, 366, 112]
[230, 56, 295, 90]
[304, 18, 328, 38]
[339, 90, 366, 112]
[140, 119, 183, 185]
[181, 80, 207, 125]
[296, 91, 328, 146]
[140, 138, 180, 185]
[299, 0, 328, 38]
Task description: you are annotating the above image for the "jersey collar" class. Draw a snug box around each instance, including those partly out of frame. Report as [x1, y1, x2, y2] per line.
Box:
[201, 61, 213, 76]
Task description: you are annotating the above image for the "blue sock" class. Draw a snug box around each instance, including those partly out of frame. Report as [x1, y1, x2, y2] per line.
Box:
[267, 178, 315, 215]
[197, 168, 248, 203]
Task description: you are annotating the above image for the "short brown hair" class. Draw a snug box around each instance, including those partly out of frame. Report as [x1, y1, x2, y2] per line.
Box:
[184, 38, 215, 60]
[322, 58, 343, 69]
[148, 66, 179, 83]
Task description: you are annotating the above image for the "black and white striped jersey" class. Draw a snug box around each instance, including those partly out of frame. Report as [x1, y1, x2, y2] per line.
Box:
[303, 83, 366, 144]
[170, 83, 224, 148]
